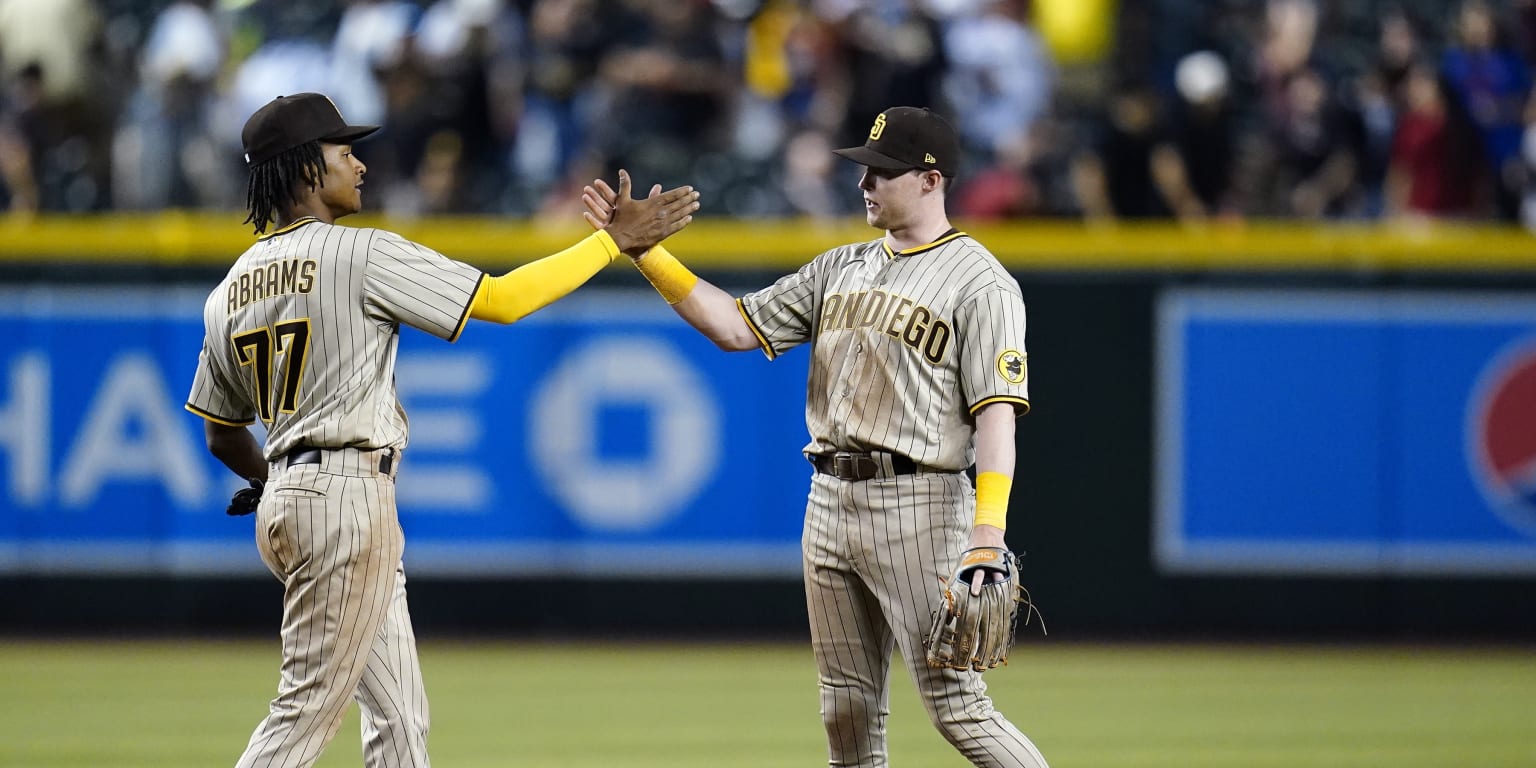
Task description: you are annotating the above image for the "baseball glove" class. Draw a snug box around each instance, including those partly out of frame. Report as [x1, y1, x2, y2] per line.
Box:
[924, 547, 1045, 671]
[226, 478, 264, 517]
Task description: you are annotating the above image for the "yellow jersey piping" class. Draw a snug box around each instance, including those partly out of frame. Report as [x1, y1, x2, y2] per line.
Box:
[882, 230, 967, 259]
[258, 216, 321, 241]
[449, 273, 487, 342]
[970, 395, 1030, 415]
[184, 402, 255, 427]
[736, 298, 776, 360]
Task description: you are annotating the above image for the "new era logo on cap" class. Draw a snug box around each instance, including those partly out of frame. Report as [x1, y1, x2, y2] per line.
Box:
[241, 93, 380, 167]
[833, 106, 960, 177]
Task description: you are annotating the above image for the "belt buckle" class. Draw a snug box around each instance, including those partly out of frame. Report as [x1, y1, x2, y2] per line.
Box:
[832, 453, 856, 480]
[832, 452, 878, 481]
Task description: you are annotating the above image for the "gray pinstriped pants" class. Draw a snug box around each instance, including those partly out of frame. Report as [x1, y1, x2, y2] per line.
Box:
[238, 455, 428, 768]
[803, 471, 1048, 768]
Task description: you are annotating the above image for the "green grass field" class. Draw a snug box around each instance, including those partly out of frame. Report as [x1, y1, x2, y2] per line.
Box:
[1, 639, 1531, 767]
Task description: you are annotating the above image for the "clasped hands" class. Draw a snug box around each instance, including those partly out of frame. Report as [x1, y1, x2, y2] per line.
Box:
[584, 169, 699, 257]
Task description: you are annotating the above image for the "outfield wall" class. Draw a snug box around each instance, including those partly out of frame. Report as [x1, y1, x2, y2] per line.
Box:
[1, 216, 1534, 638]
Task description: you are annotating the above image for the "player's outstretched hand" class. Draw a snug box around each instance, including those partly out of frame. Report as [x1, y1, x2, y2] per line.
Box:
[581, 177, 632, 229]
[583, 170, 697, 256]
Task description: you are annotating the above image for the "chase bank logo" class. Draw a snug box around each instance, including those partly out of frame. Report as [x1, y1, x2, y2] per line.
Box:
[1467, 336, 1536, 536]
[529, 335, 719, 532]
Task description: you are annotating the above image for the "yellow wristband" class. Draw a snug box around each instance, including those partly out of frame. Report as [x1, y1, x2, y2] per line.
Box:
[974, 471, 1012, 530]
[633, 244, 699, 304]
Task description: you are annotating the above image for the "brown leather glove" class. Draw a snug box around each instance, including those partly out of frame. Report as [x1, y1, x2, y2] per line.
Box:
[924, 547, 1044, 671]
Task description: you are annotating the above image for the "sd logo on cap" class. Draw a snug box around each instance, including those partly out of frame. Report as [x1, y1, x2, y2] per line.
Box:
[834, 107, 960, 177]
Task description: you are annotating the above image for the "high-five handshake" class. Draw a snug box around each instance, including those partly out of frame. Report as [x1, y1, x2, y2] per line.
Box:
[591, 169, 699, 257]
[199, 90, 1047, 768]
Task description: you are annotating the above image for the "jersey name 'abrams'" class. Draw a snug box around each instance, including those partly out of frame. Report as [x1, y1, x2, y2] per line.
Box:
[227, 257, 317, 312]
[818, 287, 951, 365]
[190, 219, 484, 461]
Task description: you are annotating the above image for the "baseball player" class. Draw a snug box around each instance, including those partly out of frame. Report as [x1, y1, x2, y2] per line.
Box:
[584, 106, 1047, 767]
[186, 92, 698, 768]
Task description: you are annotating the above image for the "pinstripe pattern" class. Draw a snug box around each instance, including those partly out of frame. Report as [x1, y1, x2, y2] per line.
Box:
[803, 474, 1047, 768]
[188, 218, 483, 768]
[745, 232, 1045, 766]
[242, 463, 423, 768]
[356, 572, 429, 767]
[740, 234, 1029, 471]
[187, 220, 483, 460]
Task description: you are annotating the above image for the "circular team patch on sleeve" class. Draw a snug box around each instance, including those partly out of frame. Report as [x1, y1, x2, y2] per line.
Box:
[997, 350, 1027, 385]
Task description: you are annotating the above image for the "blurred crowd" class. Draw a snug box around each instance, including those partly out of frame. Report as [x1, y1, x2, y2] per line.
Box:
[1, 0, 1535, 227]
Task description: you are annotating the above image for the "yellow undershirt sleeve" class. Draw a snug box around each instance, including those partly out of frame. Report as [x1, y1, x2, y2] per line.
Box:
[974, 471, 1012, 530]
[633, 245, 700, 304]
[469, 230, 619, 324]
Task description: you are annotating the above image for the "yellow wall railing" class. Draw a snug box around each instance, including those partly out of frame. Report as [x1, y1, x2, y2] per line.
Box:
[1, 213, 1533, 272]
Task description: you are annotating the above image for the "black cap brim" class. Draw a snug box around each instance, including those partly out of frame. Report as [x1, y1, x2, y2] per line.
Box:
[321, 125, 381, 145]
[832, 145, 915, 172]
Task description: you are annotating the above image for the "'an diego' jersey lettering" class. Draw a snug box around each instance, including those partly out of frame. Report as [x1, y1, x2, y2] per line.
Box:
[820, 289, 951, 364]
[736, 231, 1029, 471]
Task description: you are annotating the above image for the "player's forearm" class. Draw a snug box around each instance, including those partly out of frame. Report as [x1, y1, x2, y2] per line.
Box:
[635, 246, 759, 351]
[468, 231, 619, 324]
[974, 403, 1017, 476]
[204, 421, 268, 483]
[675, 280, 761, 351]
[973, 403, 1018, 532]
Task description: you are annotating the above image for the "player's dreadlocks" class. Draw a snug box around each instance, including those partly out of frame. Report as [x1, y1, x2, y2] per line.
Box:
[244, 141, 327, 235]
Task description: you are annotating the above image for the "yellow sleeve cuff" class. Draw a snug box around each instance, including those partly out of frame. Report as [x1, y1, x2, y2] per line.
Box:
[592, 229, 621, 259]
[633, 244, 699, 304]
[974, 471, 1011, 530]
[469, 231, 617, 324]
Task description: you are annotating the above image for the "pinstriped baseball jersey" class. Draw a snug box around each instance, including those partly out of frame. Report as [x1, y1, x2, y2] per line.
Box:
[736, 227, 1046, 767]
[187, 214, 483, 768]
[737, 231, 1029, 469]
[186, 217, 484, 458]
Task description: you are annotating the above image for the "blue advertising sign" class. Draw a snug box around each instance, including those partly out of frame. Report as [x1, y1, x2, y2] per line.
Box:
[0, 287, 813, 577]
[1156, 289, 1536, 575]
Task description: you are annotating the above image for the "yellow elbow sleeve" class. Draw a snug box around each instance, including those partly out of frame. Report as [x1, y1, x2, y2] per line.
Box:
[470, 231, 619, 324]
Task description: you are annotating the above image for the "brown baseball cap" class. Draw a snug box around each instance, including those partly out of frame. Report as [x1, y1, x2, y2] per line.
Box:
[833, 106, 960, 177]
[241, 93, 380, 167]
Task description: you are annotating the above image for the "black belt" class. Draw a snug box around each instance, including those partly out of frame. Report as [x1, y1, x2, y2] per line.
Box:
[810, 451, 918, 482]
[285, 447, 395, 476]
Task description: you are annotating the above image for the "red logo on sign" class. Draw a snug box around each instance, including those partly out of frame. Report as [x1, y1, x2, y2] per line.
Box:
[1468, 337, 1536, 535]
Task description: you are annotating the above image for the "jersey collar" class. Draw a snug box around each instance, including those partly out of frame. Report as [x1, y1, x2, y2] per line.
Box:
[882, 228, 965, 259]
[258, 216, 322, 241]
